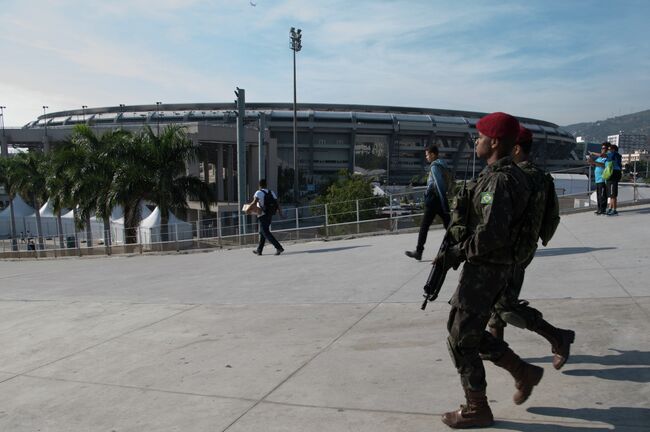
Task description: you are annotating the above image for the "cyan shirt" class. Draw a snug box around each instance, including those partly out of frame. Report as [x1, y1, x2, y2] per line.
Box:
[594, 156, 607, 183]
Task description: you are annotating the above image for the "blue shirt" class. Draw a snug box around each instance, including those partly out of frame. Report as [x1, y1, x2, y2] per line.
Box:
[607, 151, 623, 171]
[594, 156, 607, 183]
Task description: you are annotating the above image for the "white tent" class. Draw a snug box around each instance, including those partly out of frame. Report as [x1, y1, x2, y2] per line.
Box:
[23, 200, 73, 238]
[0, 194, 35, 237]
[136, 207, 193, 245]
[110, 202, 153, 244]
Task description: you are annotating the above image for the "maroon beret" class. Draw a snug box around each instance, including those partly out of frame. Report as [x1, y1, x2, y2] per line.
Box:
[476, 112, 520, 140]
[516, 126, 533, 146]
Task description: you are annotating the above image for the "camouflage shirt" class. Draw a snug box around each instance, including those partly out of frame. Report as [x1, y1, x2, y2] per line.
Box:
[456, 156, 531, 265]
[512, 161, 547, 264]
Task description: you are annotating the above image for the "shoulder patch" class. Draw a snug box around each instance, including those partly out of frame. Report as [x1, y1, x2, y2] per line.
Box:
[480, 192, 494, 205]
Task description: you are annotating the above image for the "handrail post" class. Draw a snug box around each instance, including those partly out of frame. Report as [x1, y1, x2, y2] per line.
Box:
[324, 203, 329, 238]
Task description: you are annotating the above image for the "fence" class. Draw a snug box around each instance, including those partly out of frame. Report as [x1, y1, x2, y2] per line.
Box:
[2, 180, 649, 260]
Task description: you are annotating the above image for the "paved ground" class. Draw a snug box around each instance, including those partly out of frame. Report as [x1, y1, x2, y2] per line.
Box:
[1, 204, 649, 431]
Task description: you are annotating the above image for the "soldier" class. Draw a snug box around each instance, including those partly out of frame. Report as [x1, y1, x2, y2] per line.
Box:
[488, 126, 575, 370]
[437, 112, 543, 429]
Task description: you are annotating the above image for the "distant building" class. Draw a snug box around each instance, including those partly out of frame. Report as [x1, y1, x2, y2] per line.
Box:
[621, 150, 650, 164]
[607, 132, 648, 154]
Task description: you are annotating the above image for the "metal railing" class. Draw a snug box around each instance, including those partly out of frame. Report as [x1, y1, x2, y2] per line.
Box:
[2, 179, 649, 260]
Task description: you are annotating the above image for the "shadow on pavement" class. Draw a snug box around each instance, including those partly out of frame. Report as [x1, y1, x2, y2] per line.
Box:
[301, 245, 371, 254]
[495, 420, 610, 431]
[535, 246, 616, 257]
[526, 349, 650, 367]
[563, 367, 650, 383]
[527, 406, 650, 430]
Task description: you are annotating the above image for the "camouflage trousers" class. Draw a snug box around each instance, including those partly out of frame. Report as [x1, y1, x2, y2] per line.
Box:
[488, 257, 543, 331]
[447, 262, 511, 391]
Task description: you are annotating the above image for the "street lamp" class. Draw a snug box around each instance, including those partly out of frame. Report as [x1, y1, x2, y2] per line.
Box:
[42, 106, 49, 136]
[82, 105, 87, 123]
[290, 27, 302, 205]
[0, 106, 6, 137]
[155, 101, 162, 135]
[119, 104, 126, 127]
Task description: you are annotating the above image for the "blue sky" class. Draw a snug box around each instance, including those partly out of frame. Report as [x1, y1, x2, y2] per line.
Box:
[1, 0, 649, 127]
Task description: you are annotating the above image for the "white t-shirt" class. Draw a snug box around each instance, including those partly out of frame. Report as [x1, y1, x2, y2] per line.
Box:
[253, 189, 277, 216]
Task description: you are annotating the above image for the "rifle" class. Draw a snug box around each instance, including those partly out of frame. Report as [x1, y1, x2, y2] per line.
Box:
[421, 142, 473, 311]
[421, 231, 451, 309]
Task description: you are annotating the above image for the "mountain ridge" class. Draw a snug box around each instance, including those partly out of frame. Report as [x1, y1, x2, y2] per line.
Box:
[562, 109, 650, 144]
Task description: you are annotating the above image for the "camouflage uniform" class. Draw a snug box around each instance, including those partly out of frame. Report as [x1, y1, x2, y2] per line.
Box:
[488, 161, 574, 370]
[446, 156, 531, 392]
[489, 161, 546, 332]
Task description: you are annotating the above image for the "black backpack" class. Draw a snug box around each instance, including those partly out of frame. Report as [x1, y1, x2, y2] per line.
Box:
[262, 190, 279, 215]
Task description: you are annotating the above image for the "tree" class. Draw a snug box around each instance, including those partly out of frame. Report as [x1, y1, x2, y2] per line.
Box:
[314, 169, 386, 224]
[0, 157, 19, 251]
[129, 125, 215, 243]
[10, 151, 48, 252]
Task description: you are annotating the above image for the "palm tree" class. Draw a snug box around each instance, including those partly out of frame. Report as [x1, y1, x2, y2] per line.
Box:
[10, 151, 48, 253]
[46, 144, 80, 249]
[0, 157, 19, 251]
[135, 125, 214, 242]
[68, 125, 132, 253]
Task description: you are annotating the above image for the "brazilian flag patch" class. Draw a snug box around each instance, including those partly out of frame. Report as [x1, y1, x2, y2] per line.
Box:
[480, 192, 494, 205]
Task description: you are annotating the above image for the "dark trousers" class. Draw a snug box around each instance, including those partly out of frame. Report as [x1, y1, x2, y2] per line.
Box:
[447, 263, 511, 391]
[596, 182, 608, 213]
[415, 196, 450, 252]
[257, 214, 282, 252]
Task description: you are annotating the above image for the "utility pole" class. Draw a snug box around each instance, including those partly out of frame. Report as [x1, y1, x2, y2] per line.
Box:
[235, 88, 247, 235]
[290, 27, 302, 205]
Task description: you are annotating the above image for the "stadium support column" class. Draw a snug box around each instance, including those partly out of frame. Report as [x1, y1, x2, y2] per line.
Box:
[0, 136, 7, 158]
[258, 113, 265, 181]
[235, 88, 247, 234]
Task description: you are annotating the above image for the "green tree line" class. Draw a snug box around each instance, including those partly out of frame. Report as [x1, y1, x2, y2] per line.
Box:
[0, 124, 215, 252]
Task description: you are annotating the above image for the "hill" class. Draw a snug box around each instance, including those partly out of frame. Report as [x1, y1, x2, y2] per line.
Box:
[563, 109, 650, 143]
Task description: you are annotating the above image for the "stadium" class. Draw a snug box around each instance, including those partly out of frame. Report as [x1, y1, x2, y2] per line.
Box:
[1, 102, 577, 211]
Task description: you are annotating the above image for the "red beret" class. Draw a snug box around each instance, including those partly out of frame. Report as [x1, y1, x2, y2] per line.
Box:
[476, 112, 520, 140]
[516, 126, 533, 146]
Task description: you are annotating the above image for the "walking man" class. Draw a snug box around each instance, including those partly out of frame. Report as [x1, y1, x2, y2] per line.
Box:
[405, 144, 451, 260]
[246, 179, 284, 256]
[436, 112, 543, 429]
[488, 126, 575, 370]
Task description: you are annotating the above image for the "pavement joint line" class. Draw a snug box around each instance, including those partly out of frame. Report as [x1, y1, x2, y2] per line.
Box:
[12, 373, 258, 404]
[220, 263, 431, 432]
[1, 303, 202, 383]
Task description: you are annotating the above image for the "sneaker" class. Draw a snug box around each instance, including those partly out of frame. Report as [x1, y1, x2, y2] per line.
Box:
[275, 248, 284, 256]
[606, 208, 613, 215]
[610, 210, 618, 216]
[252, 250, 262, 255]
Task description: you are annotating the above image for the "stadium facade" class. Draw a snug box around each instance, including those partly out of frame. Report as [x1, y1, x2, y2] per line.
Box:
[1, 102, 577, 212]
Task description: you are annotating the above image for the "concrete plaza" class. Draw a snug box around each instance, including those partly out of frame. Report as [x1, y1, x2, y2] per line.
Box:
[0, 204, 649, 431]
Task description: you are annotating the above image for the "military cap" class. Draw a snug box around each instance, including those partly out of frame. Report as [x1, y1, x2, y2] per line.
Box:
[476, 112, 520, 141]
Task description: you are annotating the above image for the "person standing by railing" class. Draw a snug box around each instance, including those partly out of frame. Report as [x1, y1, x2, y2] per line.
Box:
[606, 144, 623, 215]
[587, 143, 609, 215]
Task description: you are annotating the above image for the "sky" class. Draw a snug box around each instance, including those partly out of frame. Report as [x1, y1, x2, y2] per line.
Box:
[1, 0, 649, 128]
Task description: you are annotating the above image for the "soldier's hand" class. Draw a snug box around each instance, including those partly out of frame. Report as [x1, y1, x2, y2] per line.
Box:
[435, 245, 465, 271]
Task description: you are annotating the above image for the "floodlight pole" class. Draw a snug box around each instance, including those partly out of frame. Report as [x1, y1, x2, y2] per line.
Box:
[290, 27, 302, 205]
[235, 88, 247, 235]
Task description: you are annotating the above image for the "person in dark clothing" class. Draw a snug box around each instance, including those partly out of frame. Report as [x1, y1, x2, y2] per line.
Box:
[436, 112, 542, 429]
[405, 144, 451, 261]
[246, 179, 284, 256]
[606, 144, 623, 215]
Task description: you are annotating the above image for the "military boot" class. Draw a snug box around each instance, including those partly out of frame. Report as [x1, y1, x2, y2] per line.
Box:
[441, 389, 494, 429]
[404, 248, 423, 261]
[533, 320, 575, 370]
[494, 349, 544, 405]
